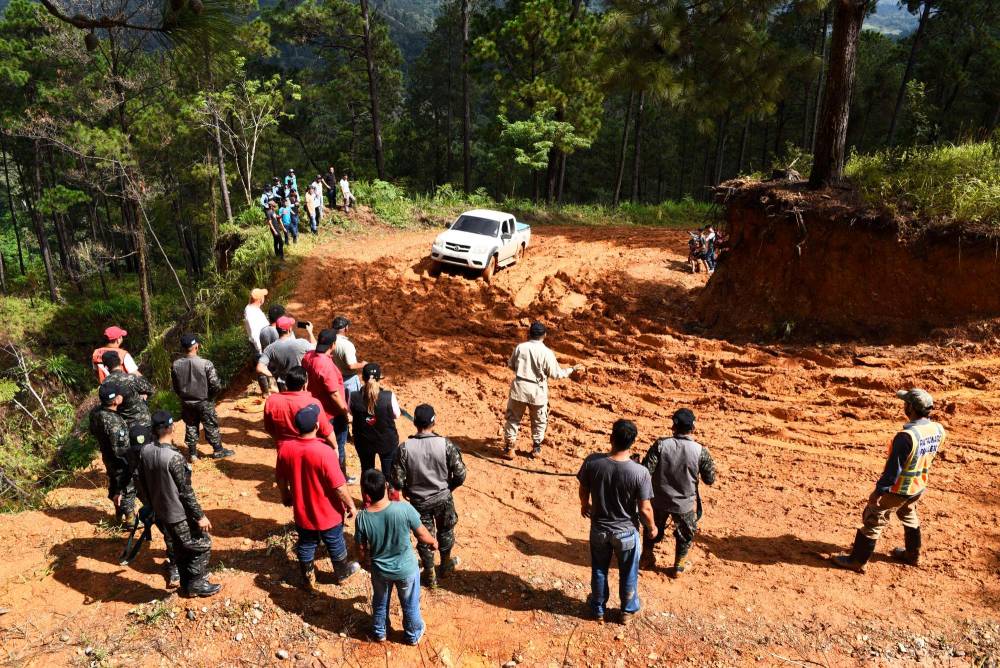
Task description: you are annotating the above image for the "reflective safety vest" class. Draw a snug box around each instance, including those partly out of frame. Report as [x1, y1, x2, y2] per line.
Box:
[889, 420, 946, 497]
[91, 347, 127, 382]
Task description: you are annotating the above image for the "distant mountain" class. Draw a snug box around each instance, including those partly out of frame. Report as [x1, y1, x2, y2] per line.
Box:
[864, 0, 919, 37]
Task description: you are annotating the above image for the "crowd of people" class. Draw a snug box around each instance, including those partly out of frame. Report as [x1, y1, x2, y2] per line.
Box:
[687, 224, 720, 274]
[85, 309, 947, 642]
[259, 167, 358, 259]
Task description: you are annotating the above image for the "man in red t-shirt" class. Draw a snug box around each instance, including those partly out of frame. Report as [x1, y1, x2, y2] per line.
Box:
[263, 366, 337, 451]
[276, 404, 361, 591]
[302, 329, 353, 482]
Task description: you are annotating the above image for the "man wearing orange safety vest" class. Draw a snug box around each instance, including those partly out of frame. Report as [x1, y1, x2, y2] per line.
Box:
[832, 388, 946, 573]
[92, 325, 140, 382]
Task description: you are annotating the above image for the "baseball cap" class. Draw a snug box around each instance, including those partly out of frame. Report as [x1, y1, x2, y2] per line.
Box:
[672, 408, 696, 433]
[180, 332, 198, 349]
[362, 362, 382, 382]
[294, 403, 321, 434]
[315, 329, 337, 353]
[413, 404, 436, 429]
[331, 316, 351, 331]
[104, 325, 127, 341]
[250, 288, 268, 301]
[99, 383, 121, 405]
[529, 322, 546, 338]
[276, 315, 295, 332]
[101, 350, 122, 369]
[897, 388, 933, 412]
[151, 410, 175, 430]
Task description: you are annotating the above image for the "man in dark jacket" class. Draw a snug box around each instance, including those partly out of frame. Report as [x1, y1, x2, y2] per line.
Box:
[641, 408, 716, 577]
[391, 404, 467, 589]
[100, 350, 155, 429]
[129, 423, 179, 588]
[88, 382, 135, 524]
[171, 333, 234, 461]
[134, 410, 221, 597]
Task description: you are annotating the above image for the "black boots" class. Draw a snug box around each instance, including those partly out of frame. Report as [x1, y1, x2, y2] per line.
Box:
[421, 553, 438, 589]
[333, 557, 361, 584]
[831, 530, 877, 573]
[437, 550, 460, 580]
[299, 561, 316, 592]
[183, 580, 222, 598]
[891, 527, 921, 566]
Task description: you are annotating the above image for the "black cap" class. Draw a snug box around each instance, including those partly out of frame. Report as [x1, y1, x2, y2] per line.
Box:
[180, 332, 198, 349]
[315, 329, 337, 353]
[129, 423, 153, 447]
[151, 410, 175, 430]
[294, 403, 321, 434]
[362, 362, 382, 382]
[99, 382, 121, 405]
[529, 322, 546, 338]
[672, 408, 696, 433]
[331, 316, 351, 331]
[413, 404, 436, 429]
[101, 350, 121, 369]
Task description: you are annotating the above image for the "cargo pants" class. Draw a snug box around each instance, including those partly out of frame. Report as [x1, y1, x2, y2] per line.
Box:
[860, 492, 921, 540]
[181, 400, 223, 457]
[164, 517, 212, 591]
[413, 494, 458, 567]
[503, 398, 548, 447]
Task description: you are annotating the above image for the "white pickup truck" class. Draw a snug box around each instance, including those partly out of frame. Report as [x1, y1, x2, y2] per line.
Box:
[430, 209, 531, 281]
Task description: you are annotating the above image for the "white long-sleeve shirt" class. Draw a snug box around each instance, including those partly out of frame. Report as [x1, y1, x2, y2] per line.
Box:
[244, 304, 269, 354]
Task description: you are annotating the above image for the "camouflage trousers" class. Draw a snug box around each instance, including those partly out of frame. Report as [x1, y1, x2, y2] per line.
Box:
[645, 507, 699, 566]
[100, 451, 136, 519]
[181, 401, 222, 455]
[413, 494, 458, 566]
[164, 518, 212, 591]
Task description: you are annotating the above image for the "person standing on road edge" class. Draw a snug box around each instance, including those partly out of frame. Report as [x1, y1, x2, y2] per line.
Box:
[641, 408, 716, 577]
[244, 288, 271, 397]
[577, 419, 657, 624]
[88, 382, 136, 524]
[276, 404, 361, 592]
[302, 329, 353, 482]
[391, 404, 466, 589]
[267, 201, 284, 259]
[355, 469, 439, 645]
[503, 321, 581, 459]
[339, 174, 355, 212]
[171, 333, 234, 462]
[134, 411, 221, 598]
[832, 388, 946, 573]
[331, 316, 367, 403]
[311, 175, 324, 226]
[92, 325, 140, 383]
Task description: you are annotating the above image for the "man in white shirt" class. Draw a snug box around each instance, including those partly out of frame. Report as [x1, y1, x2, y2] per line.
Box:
[91, 325, 140, 383]
[311, 176, 324, 226]
[339, 175, 355, 213]
[305, 186, 318, 233]
[331, 316, 367, 401]
[244, 288, 271, 397]
[503, 322, 580, 459]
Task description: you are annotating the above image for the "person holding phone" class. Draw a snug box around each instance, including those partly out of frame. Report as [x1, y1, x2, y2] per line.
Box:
[257, 316, 316, 391]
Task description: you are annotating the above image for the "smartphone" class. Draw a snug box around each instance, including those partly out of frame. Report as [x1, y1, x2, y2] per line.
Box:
[297, 321, 310, 329]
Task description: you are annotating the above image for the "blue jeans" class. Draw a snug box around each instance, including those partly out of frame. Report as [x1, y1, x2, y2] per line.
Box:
[308, 209, 318, 233]
[333, 415, 349, 473]
[371, 570, 424, 643]
[589, 527, 641, 618]
[284, 219, 298, 244]
[295, 523, 347, 563]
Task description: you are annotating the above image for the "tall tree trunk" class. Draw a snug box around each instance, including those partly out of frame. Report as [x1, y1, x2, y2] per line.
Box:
[612, 93, 635, 207]
[359, 0, 386, 179]
[0, 134, 26, 274]
[461, 0, 472, 192]
[205, 57, 234, 225]
[810, 0, 866, 188]
[101, 195, 121, 278]
[887, 1, 931, 146]
[738, 115, 750, 174]
[557, 152, 567, 204]
[773, 100, 785, 157]
[811, 7, 831, 153]
[28, 141, 59, 302]
[86, 204, 110, 300]
[713, 113, 730, 185]
[631, 90, 645, 203]
[676, 122, 688, 198]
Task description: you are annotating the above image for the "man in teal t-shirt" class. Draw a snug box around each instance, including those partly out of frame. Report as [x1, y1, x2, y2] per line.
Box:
[356, 469, 437, 644]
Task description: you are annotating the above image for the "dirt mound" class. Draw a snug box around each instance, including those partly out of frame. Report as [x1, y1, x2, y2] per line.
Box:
[0, 225, 998, 666]
[698, 181, 1000, 341]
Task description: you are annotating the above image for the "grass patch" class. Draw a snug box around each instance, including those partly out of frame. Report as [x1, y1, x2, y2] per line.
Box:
[846, 140, 1000, 233]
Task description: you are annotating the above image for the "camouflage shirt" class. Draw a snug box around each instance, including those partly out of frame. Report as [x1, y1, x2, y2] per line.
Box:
[89, 405, 129, 459]
[101, 370, 155, 428]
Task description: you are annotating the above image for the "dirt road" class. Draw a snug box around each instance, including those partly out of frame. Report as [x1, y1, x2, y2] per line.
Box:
[1, 224, 998, 666]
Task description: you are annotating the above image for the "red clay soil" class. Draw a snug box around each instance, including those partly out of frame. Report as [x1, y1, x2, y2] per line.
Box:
[698, 181, 1000, 341]
[1, 224, 998, 667]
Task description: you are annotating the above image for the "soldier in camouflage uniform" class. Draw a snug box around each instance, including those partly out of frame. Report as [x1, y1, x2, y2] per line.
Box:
[129, 424, 180, 587]
[641, 408, 717, 577]
[134, 411, 221, 598]
[170, 333, 234, 461]
[100, 350, 154, 429]
[88, 382, 136, 524]
[391, 404, 467, 589]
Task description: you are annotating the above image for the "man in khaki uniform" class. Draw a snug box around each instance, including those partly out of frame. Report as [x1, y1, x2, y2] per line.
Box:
[503, 322, 580, 459]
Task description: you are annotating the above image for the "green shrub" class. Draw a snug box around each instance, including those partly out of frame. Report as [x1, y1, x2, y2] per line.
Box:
[43, 355, 90, 392]
[148, 389, 181, 416]
[202, 325, 253, 387]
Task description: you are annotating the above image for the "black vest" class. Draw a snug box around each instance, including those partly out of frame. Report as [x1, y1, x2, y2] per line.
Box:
[350, 389, 399, 454]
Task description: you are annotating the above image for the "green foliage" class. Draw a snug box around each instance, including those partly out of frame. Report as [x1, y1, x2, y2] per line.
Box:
[353, 179, 415, 228]
[36, 186, 89, 216]
[42, 355, 90, 392]
[202, 325, 253, 388]
[499, 108, 593, 172]
[148, 390, 181, 416]
[846, 141, 1000, 230]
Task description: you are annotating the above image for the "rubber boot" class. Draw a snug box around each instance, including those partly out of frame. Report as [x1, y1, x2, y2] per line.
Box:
[166, 562, 180, 588]
[421, 553, 438, 589]
[299, 561, 316, 592]
[891, 527, 921, 566]
[183, 580, 222, 598]
[672, 542, 692, 578]
[530, 441, 542, 459]
[831, 530, 877, 573]
[437, 550, 460, 579]
[332, 557, 360, 584]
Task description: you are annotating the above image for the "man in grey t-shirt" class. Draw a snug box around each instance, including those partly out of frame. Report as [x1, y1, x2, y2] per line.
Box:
[577, 419, 657, 623]
[257, 316, 315, 390]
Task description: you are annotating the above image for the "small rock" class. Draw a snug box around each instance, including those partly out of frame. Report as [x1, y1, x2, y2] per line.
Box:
[312, 650, 322, 657]
[59, 634, 70, 643]
[503, 662, 517, 668]
[648, 653, 659, 661]
[339, 632, 347, 638]
[898, 643, 908, 653]
[614, 632, 624, 641]
[505, 617, 515, 624]
[84, 647, 95, 656]
[234, 633, 243, 642]
[955, 650, 966, 657]
[276, 649, 290, 660]
[201, 606, 208, 613]
[187, 610, 197, 621]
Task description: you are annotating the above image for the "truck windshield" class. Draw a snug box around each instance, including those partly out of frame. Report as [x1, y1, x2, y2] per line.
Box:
[451, 215, 499, 236]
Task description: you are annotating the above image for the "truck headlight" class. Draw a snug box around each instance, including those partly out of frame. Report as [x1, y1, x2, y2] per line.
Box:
[472, 244, 491, 254]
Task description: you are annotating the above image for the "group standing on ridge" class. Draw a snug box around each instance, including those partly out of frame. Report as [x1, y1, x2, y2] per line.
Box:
[86, 304, 947, 640]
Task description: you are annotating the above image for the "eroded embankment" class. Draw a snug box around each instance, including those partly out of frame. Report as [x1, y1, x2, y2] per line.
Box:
[697, 180, 1000, 340]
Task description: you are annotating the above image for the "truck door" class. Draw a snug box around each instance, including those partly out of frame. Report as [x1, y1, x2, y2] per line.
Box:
[499, 218, 514, 262]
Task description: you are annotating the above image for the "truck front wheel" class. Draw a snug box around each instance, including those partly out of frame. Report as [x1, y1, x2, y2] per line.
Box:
[515, 244, 525, 263]
[482, 255, 498, 282]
